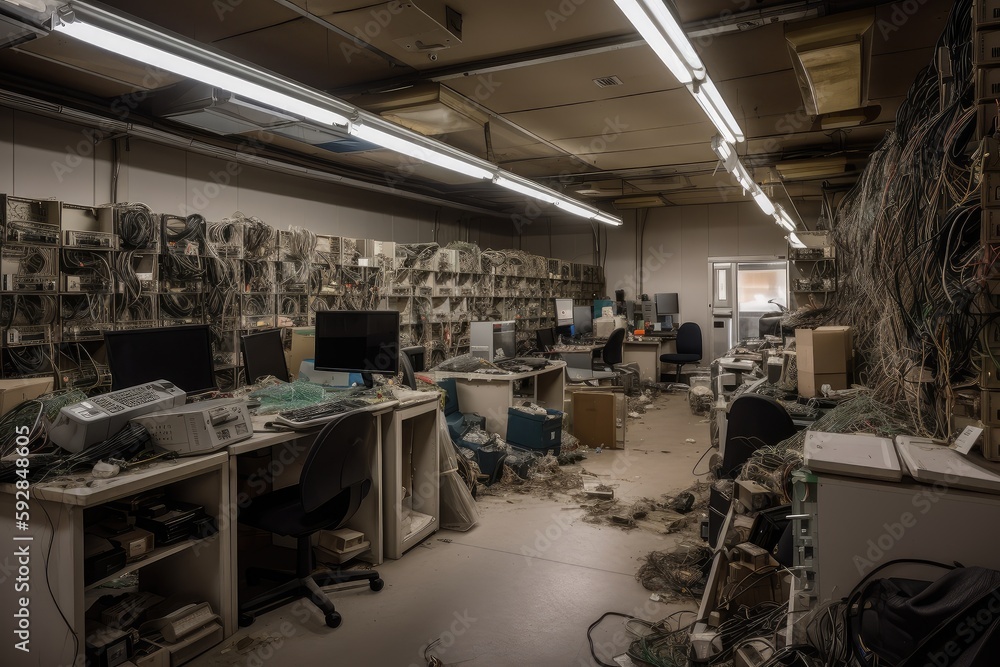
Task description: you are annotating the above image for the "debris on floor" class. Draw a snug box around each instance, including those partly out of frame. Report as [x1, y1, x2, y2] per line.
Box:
[667, 491, 695, 514]
[635, 541, 714, 600]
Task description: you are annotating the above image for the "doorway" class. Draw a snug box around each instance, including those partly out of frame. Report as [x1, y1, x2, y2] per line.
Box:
[709, 259, 787, 358]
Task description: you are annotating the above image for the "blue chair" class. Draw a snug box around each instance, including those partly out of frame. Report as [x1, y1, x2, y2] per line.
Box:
[660, 322, 702, 382]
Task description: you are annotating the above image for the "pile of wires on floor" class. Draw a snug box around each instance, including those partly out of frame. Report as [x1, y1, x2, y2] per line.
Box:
[635, 541, 714, 600]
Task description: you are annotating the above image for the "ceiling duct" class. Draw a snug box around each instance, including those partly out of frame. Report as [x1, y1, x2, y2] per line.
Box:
[785, 10, 874, 117]
[151, 83, 364, 152]
[321, 1, 462, 56]
[775, 156, 849, 181]
[613, 195, 667, 209]
[352, 83, 487, 136]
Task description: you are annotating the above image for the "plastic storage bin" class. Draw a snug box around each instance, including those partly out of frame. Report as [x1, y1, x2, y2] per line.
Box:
[505, 407, 563, 455]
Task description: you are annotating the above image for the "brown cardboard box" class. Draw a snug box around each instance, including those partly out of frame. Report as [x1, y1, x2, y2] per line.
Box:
[288, 327, 315, 380]
[571, 392, 619, 449]
[796, 326, 852, 374]
[798, 371, 848, 397]
[0, 378, 53, 416]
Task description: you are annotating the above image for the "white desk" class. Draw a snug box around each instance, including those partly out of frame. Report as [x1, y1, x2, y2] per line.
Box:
[622, 339, 664, 383]
[429, 361, 565, 436]
[0, 452, 230, 667]
[1, 395, 441, 667]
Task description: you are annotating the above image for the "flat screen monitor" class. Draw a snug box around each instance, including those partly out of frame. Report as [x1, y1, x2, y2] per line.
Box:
[401, 345, 426, 373]
[314, 311, 400, 379]
[105, 325, 216, 393]
[555, 298, 574, 326]
[536, 328, 556, 351]
[573, 306, 593, 336]
[241, 329, 289, 384]
[655, 292, 679, 315]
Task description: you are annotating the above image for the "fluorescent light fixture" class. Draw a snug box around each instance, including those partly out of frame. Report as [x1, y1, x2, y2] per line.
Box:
[732, 162, 755, 192]
[613, 0, 702, 84]
[494, 174, 560, 205]
[788, 232, 806, 248]
[351, 122, 494, 180]
[689, 78, 744, 144]
[752, 191, 776, 216]
[711, 136, 733, 162]
[774, 207, 796, 231]
[53, 20, 350, 128]
[556, 198, 600, 219]
[594, 212, 624, 226]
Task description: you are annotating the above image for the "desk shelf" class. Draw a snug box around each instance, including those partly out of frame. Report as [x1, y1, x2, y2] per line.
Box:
[85, 537, 202, 590]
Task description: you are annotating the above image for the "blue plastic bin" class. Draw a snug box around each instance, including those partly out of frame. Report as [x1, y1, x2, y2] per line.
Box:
[505, 407, 563, 454]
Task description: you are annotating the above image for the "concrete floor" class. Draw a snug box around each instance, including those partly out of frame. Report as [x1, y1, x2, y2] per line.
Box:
[193, 391, 711, 667]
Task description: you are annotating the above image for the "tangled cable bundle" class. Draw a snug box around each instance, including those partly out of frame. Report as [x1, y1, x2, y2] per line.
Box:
[785, 0, 981, 439]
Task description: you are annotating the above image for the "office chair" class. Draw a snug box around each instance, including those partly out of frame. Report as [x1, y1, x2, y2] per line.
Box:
[238, 412, 384, 629]
[660, 322, 702, 382]
[720, 394, 796, 479]
[593, 327, 625, 370]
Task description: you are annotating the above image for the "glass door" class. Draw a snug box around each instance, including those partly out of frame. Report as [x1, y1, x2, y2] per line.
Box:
[735, 262, 787, 340]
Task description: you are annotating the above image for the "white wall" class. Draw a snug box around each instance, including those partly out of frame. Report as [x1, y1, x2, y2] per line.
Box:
[603, 202, 792, 350]
[0, 107, 592, 258]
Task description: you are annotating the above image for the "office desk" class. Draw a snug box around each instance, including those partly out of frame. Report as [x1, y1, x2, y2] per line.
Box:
[1, 395, 441, 666]
[622, 339, 663, 383]
[0, 452, 231, 667]
[429, 361, 565, 436]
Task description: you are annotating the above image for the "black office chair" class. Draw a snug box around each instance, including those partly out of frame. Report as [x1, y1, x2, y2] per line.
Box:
[660, 322, 703, 382]
[720, 394, 796, 479]
[238, 412, 384, 629]
[594, 327, 626, 370]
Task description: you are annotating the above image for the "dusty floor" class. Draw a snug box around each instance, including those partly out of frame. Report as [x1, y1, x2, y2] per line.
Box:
[192, 390, 711, 667]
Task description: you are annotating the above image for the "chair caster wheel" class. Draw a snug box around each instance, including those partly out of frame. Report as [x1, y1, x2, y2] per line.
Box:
[370, 578, 385, 592]
[239, 612, 255, 627]
[325, 611, 342, 628]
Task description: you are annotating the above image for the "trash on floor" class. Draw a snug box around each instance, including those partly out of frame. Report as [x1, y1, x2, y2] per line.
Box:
[635, 541, 714, 600]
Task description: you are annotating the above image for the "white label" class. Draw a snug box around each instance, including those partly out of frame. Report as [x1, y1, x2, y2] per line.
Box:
[950, 426, 983, 455]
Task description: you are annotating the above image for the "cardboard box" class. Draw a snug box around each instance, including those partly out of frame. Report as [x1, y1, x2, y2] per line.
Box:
[571, 392, 619, 449]
[796, 326, 852, 374]
[288, 327, 315, 380]
[567, 386, 626, 448]
[798, 371, 848, 398]
[0, 377, 53, 416]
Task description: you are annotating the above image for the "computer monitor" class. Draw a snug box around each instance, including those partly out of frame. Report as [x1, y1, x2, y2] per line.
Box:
[555, 298, 574, 326]
[593, 299, 614, 319]
[241, 329, 289, 384]
[105, 325, 216, 393]
[536, 328, 556, 351]
[314, 310, 400, 388]
[573, 306, 593, 337]
[400, 345, 426, 373]
[655, 293, 679, 316]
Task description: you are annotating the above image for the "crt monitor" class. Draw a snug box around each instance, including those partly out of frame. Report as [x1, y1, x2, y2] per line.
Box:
[314, 311, 400, 383]
[105, 325, 216, 393]
[241, 329, 289, 384]
[555, 298, 574, 326]
[573, 306, 593, 336]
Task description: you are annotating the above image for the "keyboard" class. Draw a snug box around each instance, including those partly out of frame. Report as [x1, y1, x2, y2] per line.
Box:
[46, 380, 187, 453]
[275, 398, 371, 429]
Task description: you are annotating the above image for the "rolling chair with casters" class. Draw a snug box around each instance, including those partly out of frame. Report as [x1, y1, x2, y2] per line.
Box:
[660, 322, 702, 382]
[566, 328, 628, 384]
[238, 412, 384, 629]
[593, 327, 625, 370]
[719, 394, 796, 479]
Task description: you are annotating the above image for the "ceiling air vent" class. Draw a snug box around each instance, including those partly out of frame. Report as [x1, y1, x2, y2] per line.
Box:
[593, 75, 624, 89]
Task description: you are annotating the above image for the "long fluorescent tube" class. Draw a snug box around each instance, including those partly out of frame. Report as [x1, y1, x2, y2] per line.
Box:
[494, 174, 561, 205]
[594, 212, 624, 226]
[351, 123, 494, 180]
[689, 79, 744, 144]
[753, 191, 776, 216]
[53, 20, 349, 128]
[613, 0, 702, 84]
[775, 207, 796, 231]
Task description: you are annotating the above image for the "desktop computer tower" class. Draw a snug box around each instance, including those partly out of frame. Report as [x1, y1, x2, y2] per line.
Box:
[471, 320, 516, 361]
[641, 301, 655, 323]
